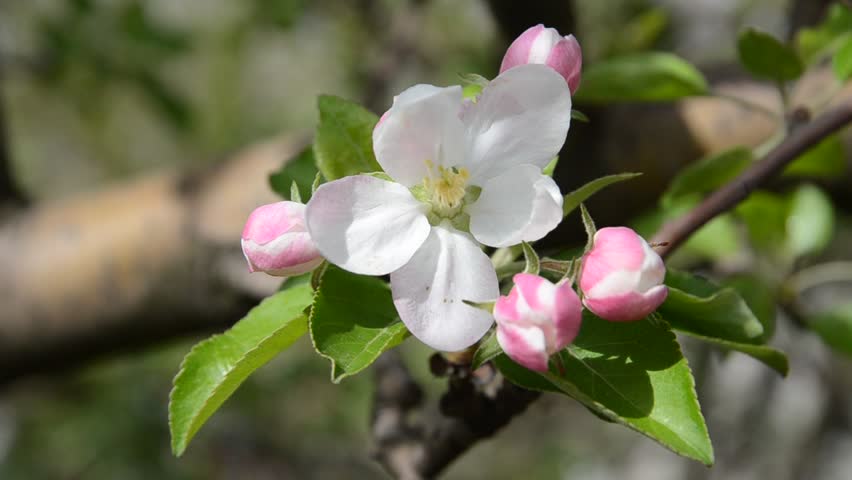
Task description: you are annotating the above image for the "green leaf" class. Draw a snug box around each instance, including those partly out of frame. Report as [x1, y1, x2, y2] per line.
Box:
[542, 156, 559, 177]
[314, 95, 382, 181]
[736, 191, 789, 253]
[810, 303, 852, 356]
[521, 241, 540, 275]
[784, 134, 847, 178]
[737, 28, 804, 81]
[571, 109, 590, 123]
[471, 330, 502, 370]
[797, 4, 852, 63]
[679, 332, 788, 376]
[786, 184, 834, 258]
[579, 203, 597, 252]
[661, 147, 752, 208]
[723, 275, 777, 340]
[169, 283, 314, 456]
[458, 72, 489, 87]
[661, 270, 765, 344]
[269, 147, 320, 201]
[289, 181, 302, 203]
[498, 312, 714, 465]
[310, 265, 409, 383]
[563, 173, 642, 217]
[494, 354, 560, 393]
[463, 83, 483, 99]
[659, 270, 788, 375]
[833, 35, 852, 81]
[575, 53, 708, 103]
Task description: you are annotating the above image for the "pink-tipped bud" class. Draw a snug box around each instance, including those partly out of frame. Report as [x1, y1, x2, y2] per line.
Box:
[500, 24, 582, 94]
[579, 227, 668, 322]
[493, 273, 583, 372]
[241, 201, 323, 277]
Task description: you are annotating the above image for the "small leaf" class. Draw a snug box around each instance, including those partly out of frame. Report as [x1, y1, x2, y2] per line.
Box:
[679, 332, 788, 376]
[471, 330, 502, 370]
[575, 53, 708, 103]
[269, 147, 320, 201]
[786, 184, 834, 258]
[521, 241, 540, 275]
[735, 191, 789, 253]
[723, 275, 777, 341]
[737, 28, 804, 81]
[494, 354, 560, 393]
[314, 95, 382, 181]
[571, 109, 590, 122]
[797, 4, 852, 63]
[458, 72, 490, 86]
[661, 270, 765, 343]
[810, 303, 852, 356]
[310, 265, 409, 383]
[289, 181, 302, 203]
[540, 258, 574, 276]
[784, 134, 847, 178]
[311, 171, 322, 194]
[463, 83, 483, 99]
[169, 283, 314, 456]
[659, 270, 788, 375]
[543, 156, 559, 177]
[579, 203, 597, 251]
[661, 147, 752, 208]
[498, 312, 714, 465]
[833, 35, 852, 81]
[563, 173, 642, 218]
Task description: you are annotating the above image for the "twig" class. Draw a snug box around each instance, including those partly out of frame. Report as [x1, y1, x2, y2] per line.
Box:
[370, 352, 539, 479]
[652, 99, 852, 258]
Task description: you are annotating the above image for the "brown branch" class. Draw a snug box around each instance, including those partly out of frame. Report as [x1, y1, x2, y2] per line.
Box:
[652, 99, 852, 257]
[371, 352, 539, 479]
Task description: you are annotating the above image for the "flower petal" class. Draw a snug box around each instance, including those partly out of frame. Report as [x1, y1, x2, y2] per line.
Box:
[305, 175, 430, 275]
[391, 224, 499, 352]
[584, 285, 668, 322]
[461, 64, 572, 181]
[467, 164, 563, 248]
[496, 322, 550, 372]
[373, 84, 466, 186]
[552, 280, 582, 350]
[241, 234, 324, 277]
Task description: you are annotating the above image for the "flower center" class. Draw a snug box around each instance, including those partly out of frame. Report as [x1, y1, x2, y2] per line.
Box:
[413, 160, 481, 230]
[424, 164, 469, 214]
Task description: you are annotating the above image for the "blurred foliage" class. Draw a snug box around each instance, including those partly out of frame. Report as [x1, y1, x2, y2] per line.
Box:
[2, 0, 852, 479]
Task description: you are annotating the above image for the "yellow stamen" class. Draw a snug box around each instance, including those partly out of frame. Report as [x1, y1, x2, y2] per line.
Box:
[424, 165, 469, 212]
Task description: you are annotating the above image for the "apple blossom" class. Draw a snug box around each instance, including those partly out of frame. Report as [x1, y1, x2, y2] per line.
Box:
[241, 201, 324, 277]
[500, 24, 583, 94]
[494, 274, 582, 372]
[306, 64, 572, 351]
[579, 227, 668, 322]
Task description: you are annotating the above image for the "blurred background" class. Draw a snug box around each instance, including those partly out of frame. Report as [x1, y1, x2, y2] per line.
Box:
[1, 0, 851, 478]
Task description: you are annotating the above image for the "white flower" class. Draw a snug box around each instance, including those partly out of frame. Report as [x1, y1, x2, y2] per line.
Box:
[305, 64, 572, 351]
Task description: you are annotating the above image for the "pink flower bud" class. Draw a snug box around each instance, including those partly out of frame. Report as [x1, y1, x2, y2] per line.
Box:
[579, 227, 668, 322]
[500, 24, 582, 94]
[241, 201, 323, 277]
[493, 273, 583, 372]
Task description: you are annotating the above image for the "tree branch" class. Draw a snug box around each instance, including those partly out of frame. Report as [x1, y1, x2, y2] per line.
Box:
[652, 99, 852, 257]
[371, 353, 539, 479]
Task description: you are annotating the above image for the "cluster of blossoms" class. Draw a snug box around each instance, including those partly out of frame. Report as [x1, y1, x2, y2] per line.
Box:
[241, 25, 668, 372]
